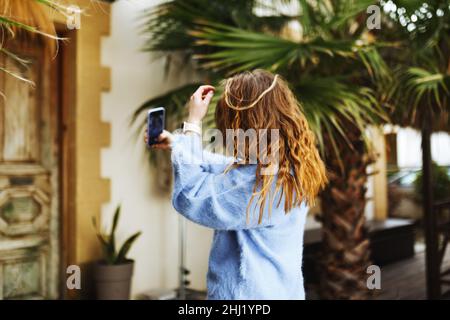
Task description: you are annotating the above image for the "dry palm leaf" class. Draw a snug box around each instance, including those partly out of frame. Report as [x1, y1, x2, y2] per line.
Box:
[0, 0, 61, 57]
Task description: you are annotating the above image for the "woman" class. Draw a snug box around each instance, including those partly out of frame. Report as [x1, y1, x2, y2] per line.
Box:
[146, 70, 327, 299]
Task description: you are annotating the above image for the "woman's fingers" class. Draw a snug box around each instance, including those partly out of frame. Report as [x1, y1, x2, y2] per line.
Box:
[157, 130, 172, 141]
[151, 144, 168, 149]
[149, 130, 173, 150]
[151, 140, 170, 150]
[193, 85, 215, 102]
[158, 130, 168, 140]
[203, 90, 214, 105]
[201, 86, 214, 97]
[145, 129, 172, 150]
[194, 85, 214, 95]
[152, 144, 170, 150]
[144, 129, 148, 144]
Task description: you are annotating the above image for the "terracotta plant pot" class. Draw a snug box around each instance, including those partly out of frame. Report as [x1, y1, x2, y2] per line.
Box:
[94, 260, 134, 300]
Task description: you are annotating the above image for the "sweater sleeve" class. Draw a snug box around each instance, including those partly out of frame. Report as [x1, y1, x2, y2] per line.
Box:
[170, 134, 279, 230]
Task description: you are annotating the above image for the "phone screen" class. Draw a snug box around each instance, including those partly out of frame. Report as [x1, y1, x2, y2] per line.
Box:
[147, 107, 165, 146]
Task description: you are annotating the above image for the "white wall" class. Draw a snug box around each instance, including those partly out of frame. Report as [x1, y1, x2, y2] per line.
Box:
[101, 0, 212, 297]
[397, 128, 450, 167]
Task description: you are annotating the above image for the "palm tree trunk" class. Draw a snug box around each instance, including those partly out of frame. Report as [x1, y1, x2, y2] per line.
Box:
[421, 111, 440, 299]
[319, 124, 374, 300]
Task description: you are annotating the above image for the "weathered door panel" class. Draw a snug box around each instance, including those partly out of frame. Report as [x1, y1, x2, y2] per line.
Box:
[0, 44, 59, 299]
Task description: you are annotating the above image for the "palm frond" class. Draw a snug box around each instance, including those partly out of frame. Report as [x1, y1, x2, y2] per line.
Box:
[0, 0, 67, 42]
[293, 0, 380, 36]
[294, 76, 387, 153]
[189, 20, 363, 74]
[328, 0, 378, 29]
[0, 66, 35, 86]
[386, 0, 450, 51]
[141, 0, 291, 54]
[0, 47, 31, 67]
[0, 0, 70, 89]
[392, 66, 449, 125]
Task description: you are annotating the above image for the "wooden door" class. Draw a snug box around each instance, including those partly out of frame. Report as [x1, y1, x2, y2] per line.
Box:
[0, 43, 60, 299]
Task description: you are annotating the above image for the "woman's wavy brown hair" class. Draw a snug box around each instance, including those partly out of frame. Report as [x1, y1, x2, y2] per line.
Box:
[215, 69, 328, 224]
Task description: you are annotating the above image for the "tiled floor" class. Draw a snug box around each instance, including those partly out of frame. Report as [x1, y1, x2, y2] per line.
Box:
[305, 244, 450, 300]
[374, 247, 450, 300]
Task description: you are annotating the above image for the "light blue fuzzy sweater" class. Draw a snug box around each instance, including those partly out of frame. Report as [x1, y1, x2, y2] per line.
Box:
[171, 134, 307, 300]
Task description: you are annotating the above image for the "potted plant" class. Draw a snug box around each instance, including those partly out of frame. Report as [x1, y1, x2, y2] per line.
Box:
[92, 205, 141, 300]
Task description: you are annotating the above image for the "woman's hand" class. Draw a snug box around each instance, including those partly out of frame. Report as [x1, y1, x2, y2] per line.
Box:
[187, 85, 215, 124]
[144, 130, 173, 150]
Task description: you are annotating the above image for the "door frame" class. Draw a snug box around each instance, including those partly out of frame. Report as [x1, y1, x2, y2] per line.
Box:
[49, 1, 111, 299]
[57, 26, 77, 299]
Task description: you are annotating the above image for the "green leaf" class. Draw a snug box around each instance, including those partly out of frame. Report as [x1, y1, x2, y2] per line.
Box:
[92, 216, 115, 264]
[116, 232, 142, 264]
[189, 20, 360, 74]
[111, 205, 121, 238]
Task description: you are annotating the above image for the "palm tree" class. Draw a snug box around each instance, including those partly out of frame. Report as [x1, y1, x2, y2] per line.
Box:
[136, 0, 390, 299]
[380, 0, 450, 299]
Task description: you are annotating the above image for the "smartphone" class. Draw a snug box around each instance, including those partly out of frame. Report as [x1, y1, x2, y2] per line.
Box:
[147, 107, 165, 147]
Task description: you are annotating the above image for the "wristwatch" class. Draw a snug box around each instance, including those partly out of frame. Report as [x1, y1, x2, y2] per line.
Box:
[183, 121, 202, 135]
